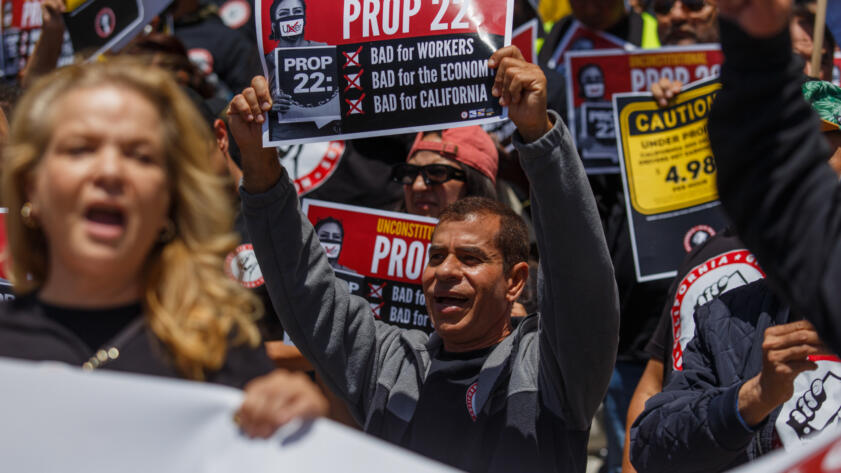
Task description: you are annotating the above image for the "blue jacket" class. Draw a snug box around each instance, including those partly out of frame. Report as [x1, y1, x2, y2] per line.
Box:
[630, 281, 790, 472]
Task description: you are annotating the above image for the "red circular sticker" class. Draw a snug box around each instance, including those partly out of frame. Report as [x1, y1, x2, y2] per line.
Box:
[219, 0, 251, 30]
[94, 8, 116, 39]
[465, 381, 479, 422]
[224, 244, 265, 289]
[278, 141, 345, 195]
[683, 224, 716, 252]
[188, 48, 214, 76]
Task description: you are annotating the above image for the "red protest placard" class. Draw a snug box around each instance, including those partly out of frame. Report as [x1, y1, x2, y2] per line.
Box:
[565, 45, 723, 174]
[302, 199, 437, 332]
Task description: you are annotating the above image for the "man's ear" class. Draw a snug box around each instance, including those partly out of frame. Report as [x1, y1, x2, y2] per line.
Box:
[505, 261, 530, 303]
[213, 118, 229, 154]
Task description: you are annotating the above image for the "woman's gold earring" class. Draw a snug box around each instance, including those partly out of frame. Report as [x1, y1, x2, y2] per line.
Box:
[21, 202, 37, 229]
[158, 219, 176, 243]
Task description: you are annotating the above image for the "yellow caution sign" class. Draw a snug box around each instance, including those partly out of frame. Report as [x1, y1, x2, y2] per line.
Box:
[617, 81, 721, 215]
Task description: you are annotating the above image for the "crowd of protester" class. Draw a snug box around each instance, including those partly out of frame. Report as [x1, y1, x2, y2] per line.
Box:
[2, 0, 841, 471]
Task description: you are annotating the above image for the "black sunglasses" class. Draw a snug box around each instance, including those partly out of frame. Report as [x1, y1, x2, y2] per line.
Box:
[391, 163, 466, 186]
[651, 0, 707, 15]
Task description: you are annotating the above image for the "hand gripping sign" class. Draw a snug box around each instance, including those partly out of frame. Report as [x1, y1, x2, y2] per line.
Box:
[302, 199, 437, 332]
[257, 0, 513, 146]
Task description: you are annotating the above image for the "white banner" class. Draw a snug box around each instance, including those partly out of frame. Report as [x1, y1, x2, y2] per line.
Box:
[0, 357, 456, 473]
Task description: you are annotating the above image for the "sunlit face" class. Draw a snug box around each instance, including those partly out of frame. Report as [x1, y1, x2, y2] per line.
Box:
[28, 86, 170, 283]
[404, 134, 467, 218]
[656, 0, 718, 46]
[422, 215, 513, 347]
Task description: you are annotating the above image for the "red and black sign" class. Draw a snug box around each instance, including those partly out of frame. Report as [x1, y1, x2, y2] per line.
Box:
[302, 199, 437, 332]
[258, 0, 513, 145]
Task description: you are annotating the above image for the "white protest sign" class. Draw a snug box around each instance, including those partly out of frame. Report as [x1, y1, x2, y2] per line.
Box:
[0, 357, 456, 473]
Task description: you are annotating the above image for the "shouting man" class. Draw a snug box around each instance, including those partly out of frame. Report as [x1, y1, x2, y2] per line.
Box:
[227, 46, 619, 472]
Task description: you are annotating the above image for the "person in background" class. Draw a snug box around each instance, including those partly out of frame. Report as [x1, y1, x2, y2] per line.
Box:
[628, 84, 841, 470]
[391, 127, 498, 219]
[0, 59, 326, 437]
[652, 0, 719, 46]
[629, 278, 832, 471]
[651, 0, 832, 107]
[707, 0, 841, 362]
[790, 0, 836, 80]
[169, 0, 262, 97]
[122, 32, 216, 99]
[538, 0, 657, 62]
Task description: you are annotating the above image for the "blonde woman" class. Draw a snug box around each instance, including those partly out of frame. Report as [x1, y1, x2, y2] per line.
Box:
[0, 59, 326, 437]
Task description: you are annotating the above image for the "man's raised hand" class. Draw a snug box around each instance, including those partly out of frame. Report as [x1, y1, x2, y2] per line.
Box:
[489, 46, 553, 143]
[718, 0, 792, 38]
[738, 320, 829, 426]
[228, 76, 283, 193]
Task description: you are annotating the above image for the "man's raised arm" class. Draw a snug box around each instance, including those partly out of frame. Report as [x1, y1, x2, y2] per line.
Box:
[227, 77, 407, 423]
[490, 46, 620, 429]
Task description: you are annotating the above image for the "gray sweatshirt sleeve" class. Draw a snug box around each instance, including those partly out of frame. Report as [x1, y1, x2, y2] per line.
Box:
[240, 172, 406, 422]
[514, 110, 620, 430]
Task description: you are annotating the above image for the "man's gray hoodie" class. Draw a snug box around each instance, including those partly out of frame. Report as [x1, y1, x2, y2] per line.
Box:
[241, 110, 619, 472]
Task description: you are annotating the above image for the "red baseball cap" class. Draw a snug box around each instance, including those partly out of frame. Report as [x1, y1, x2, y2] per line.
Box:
[408, 126, 498, 184]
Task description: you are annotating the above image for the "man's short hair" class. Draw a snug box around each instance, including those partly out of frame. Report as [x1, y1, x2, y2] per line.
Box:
[437, 197, 529, 273]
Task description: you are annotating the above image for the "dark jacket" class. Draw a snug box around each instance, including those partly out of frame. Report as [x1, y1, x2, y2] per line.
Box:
[174, 12, 262, 95]
[630, 281, 789, 472]
[241, 111, 619, 472]
[0, 295, 274, 389]
[709, 20, 841, 354]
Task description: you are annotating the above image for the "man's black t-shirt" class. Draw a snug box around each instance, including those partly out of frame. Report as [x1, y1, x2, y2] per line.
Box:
[403, 345, 505, 472]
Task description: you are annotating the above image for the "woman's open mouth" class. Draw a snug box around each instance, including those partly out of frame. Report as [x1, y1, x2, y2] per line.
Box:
[84, 205, 126, 241]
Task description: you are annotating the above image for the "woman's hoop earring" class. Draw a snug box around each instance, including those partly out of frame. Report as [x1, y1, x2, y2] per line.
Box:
[159, 219, 176, 243]
[21, 202, 37, 229]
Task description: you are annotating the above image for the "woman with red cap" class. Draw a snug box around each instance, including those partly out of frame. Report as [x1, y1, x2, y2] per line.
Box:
[390, 126, 498, 218]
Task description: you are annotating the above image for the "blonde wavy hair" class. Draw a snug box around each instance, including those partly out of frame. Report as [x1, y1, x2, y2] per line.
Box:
[2, 59, 262, 380]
